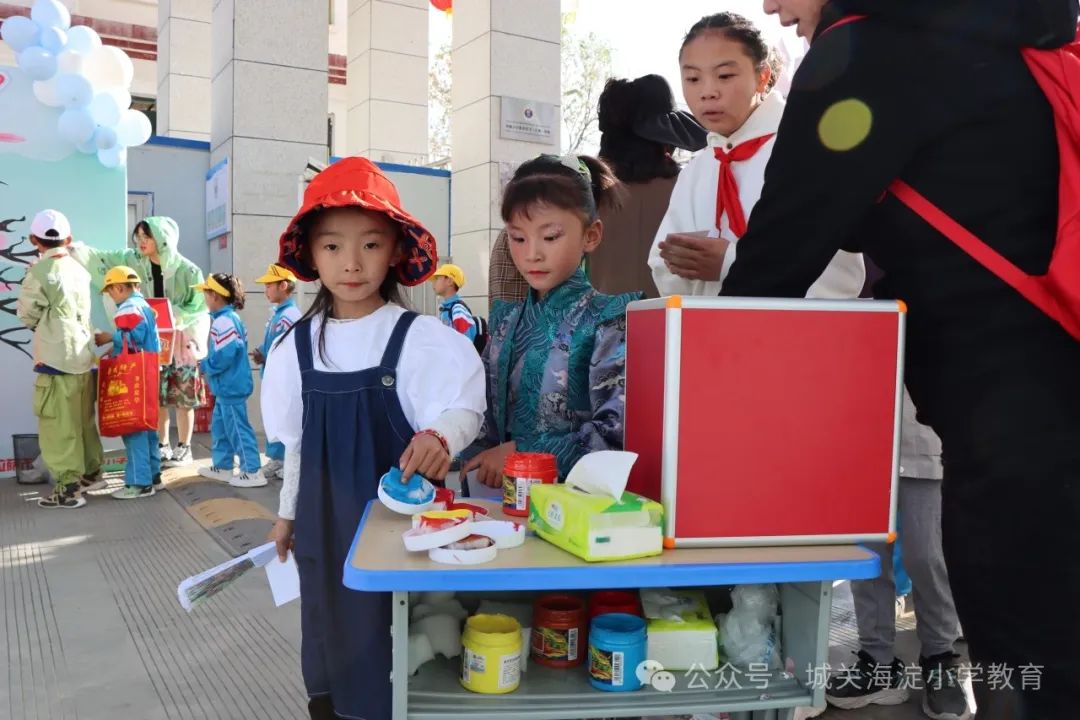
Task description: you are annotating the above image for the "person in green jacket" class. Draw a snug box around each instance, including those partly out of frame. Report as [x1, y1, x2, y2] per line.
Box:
[17, 209, 103, 509]
[69, 216, 211, 467]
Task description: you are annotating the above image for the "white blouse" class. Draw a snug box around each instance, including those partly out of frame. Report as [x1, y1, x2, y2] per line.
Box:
[262, 303, 486, 519]
[648, 91, 866, 300]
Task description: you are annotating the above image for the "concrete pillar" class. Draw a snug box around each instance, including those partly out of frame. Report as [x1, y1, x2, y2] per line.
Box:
[210, 0, 329, 335]
[449, 0, 561, 316]
[157, 0, 212, 141]
[345, 0, 429, 164]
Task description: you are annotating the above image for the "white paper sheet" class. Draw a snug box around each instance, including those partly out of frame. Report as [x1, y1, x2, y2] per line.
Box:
[263, 551, 300, 607]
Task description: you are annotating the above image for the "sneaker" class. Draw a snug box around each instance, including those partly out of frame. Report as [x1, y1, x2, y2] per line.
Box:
[164, 444, 193, 468]
[78, 472, 107, 492]
[921, 653, 972, 720]
[112, 485, 156, 500]
[261, 458, 283, 480]
[159, 444, 174, 462]
[197, 466, 234, 483]
[38, 484, 86, 509]
[230, 470, 268, 488]
[826, 650, 911, 710]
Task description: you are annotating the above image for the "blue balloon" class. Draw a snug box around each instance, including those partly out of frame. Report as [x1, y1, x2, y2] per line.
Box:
[17, 46, 57, 81]
[97, 145, 126, 169]
[76, 137, 98, 154]
[55, 73, 93, 108]
[0, 15, 41, 52]
[94, 125, 118, 151]
[39, 25, 66, 53]
[31, 0, 71, 31]
[58, 108, 96, 144]
[65, 26, 101, 55]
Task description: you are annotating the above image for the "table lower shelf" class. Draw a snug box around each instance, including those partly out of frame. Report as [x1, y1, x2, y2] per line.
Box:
[405, 657, 812, 720]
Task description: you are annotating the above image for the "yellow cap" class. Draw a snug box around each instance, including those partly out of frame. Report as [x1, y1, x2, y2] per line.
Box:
[192, 274, 231, 298]
[255, 263, 298, 284]
[431, 263, 465, 289]
[102, 265, 142, 291]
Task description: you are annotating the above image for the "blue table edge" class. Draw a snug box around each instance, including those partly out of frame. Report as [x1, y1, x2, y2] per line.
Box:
[342, 500, 881, 592]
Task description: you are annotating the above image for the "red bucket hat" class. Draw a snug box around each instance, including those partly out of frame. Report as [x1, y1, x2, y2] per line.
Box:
[278, 157, 438, 286]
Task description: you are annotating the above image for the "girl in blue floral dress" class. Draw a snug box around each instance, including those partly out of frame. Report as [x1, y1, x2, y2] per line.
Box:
[465, 155, 641, 486]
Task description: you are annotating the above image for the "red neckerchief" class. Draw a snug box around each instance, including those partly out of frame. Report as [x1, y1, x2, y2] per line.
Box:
[714, 134, 775, 237]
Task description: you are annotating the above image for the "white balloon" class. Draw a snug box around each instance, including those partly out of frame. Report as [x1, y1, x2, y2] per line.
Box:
[97, 145, 126, 169]
[31, 0, 71, 31]
[76, 136, 98, 154]
[116, 109, 152, 147]
[32, 78, 63, 107]
[39, 26, 66, 53]
[94, 125, 117, 150]
[18, 46, 57, 81]
[65, 26, 101, 55]
[0, 15, 41, 52]
[89, 91, 122, 126]
[55, 73, 93, 108]
[56, 49, 84, 75]
[104, 46, 134, 88]
[80, 46, 120, 89]
[58, 108, 96, 144]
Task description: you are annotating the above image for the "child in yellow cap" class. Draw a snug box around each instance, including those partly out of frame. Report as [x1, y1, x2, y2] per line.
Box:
[251, 264, 301, 479]
[431, 263, 481, 349]
[96, 266, 162, 499]
[192, 274, 266, 488]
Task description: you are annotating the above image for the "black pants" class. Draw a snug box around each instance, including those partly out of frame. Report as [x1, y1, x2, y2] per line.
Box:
[935, 350, 1080, 720]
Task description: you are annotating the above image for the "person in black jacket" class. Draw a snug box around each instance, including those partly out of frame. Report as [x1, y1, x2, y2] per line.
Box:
[724, 2, 1080, 717]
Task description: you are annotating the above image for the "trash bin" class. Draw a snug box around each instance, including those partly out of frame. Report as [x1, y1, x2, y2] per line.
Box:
[13, 434, 51, 485]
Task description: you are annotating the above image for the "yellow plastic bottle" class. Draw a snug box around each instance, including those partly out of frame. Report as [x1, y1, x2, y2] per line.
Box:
[460, 613, 522, 694]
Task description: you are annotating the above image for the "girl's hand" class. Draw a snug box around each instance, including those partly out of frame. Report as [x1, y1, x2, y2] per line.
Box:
[251, 348, 266, 365]
[400, 433, 451, 481]
[659, 233, 729, 281]
[463, 441, 516, 488]
[269, 518, 295, 562]
[94, 331, 113, 346]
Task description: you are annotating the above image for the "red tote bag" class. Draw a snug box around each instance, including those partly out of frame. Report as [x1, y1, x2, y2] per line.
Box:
[98, 336, 161, 437]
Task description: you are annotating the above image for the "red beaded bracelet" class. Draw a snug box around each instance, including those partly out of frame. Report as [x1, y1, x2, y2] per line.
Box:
[414, 429, 450, 454]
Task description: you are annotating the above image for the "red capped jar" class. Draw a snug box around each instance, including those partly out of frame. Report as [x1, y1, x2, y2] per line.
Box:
[588, 590, 642, 619]
[502, 452, 557, 517]
[531, 593, 588, 668]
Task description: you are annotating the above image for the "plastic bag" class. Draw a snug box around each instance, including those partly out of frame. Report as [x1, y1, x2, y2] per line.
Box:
[720, 584, 781, 669]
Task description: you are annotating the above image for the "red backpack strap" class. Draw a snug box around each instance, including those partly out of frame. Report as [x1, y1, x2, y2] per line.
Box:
[818, 14, 869, 38]
[888, 180, 1060, 319]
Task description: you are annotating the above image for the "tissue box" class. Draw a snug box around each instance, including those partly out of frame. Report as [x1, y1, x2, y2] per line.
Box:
[624, 297, 903, 548]
[528, 483, 663, 562]
[641, 588, 719, 671]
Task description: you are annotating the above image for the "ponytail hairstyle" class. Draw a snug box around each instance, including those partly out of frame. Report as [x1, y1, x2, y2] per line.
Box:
[598, 75, 681, 183]
[680, 12, 770, 73]
[500, 154, 623, 227]
[209, 273, 246, 310]
[273, 207, 408, 365]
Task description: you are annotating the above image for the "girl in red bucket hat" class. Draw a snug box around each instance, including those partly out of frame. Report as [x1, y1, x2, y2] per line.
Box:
[261, 157, 486, 720]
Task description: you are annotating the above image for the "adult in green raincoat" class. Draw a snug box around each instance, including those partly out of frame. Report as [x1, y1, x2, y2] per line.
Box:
[70, 216, 211, 468]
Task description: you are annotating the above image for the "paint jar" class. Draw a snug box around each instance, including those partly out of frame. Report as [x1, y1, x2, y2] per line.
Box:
[460, 614, 522, 694]
[589, 590, 643, 620]
[502, 452, 557, 517]
[588, 613, 648, 692]
[531, 593, 587, 667]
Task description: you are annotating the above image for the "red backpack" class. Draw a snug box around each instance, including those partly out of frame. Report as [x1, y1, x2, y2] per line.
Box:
[828, 16, 1080, 340]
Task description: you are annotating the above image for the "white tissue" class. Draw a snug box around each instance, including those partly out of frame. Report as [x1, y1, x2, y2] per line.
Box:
[414, 613, 462, 659]
[565, 450, 639, 501]
[408, 632, 436, 675]
[413, 599, 468, 622]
